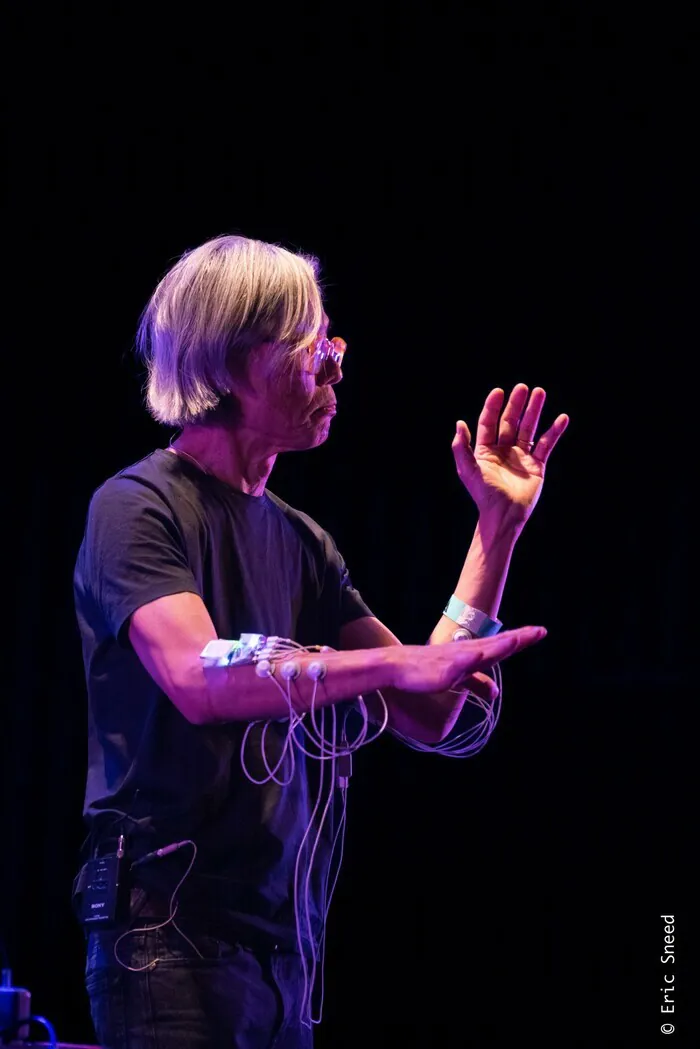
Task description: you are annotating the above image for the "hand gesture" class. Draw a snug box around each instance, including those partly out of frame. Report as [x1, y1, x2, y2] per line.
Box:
[452, 385, 569, 528]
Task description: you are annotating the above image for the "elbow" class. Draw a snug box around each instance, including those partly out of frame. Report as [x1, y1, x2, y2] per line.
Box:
[180, 697, 210, 726]
[168, 688, 207, 726]
[171, 655, 225, 725]
[167, 677, 213, 726]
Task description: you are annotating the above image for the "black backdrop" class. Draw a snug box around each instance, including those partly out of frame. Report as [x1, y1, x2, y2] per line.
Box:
[2, 9, 696, 1049]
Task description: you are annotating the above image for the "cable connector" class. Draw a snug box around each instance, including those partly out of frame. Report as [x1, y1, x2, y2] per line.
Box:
[131, 840, 192, 869]
[306, 660, 327, 681]
[337, 752, 352, 788]
[280, 660, 301, 681]
[452, 628, 473, 642]
[255, 659, 274, 678]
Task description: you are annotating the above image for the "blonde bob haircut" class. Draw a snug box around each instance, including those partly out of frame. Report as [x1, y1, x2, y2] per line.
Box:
[136, 234, 324, 426]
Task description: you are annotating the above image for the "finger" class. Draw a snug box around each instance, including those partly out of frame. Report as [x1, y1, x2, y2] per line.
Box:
[451, 420, 477, 485]
[532, 414, 569, 465]
[454, 419, 472, 446]
[455, 626, 547, 673]
[475, 388, 505, 446]
[461, 671, 499, 703]
[497, 384, 529, 445]
[515, 387, 546, 448]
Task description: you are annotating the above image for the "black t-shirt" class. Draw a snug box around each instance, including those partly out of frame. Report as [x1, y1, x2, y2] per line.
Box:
[74, 449, 373, 948]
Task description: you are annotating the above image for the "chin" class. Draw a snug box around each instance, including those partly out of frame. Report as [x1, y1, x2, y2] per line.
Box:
[306, 429, 331, 450]
[291, 419, 332, 451]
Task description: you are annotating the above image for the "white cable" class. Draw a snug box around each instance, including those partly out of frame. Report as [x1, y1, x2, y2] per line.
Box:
[301, 713, 335, 1025]
[292, 704, 334, 1026]
[315, 729, 350, 1026]
[297, 706, 355, 1028]
[294, 687, 387, 757]
[240, 672, 303, 787]
[114, 841, 200, 972]
[235, 637, 502, 1027]
[260, 719, 298, 786]
[389, 663, 503, 756]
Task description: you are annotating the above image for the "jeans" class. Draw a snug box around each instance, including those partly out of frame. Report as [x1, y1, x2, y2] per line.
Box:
[84, 899, 314, 1048]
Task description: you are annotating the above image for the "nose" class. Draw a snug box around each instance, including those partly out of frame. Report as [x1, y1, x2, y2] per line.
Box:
[316, 358, 343, 386]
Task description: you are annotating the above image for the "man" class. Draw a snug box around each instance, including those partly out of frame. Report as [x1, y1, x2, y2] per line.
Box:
[73, 233, 568, 1048]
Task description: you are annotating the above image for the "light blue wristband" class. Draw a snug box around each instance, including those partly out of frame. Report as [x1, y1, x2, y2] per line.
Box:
[443, 596, 503, 638]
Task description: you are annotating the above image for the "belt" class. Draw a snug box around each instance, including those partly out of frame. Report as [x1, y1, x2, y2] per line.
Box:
[130, 888, 303, 956]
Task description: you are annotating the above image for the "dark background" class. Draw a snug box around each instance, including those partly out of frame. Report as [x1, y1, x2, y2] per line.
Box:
[2, 7, 696, 1048]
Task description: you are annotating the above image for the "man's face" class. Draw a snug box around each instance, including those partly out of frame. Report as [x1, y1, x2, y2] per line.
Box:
[235, 313, 343, 452]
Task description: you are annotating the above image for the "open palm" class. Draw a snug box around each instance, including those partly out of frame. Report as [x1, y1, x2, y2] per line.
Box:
[452, 384, 569, 526]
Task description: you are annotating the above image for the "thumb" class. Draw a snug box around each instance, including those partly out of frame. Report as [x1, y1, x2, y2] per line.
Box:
[451, 420, 477, 484]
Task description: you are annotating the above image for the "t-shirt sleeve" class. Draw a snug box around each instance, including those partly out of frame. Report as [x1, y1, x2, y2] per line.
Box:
[323, 533, 374, 628]
[79, 476, 201, 643]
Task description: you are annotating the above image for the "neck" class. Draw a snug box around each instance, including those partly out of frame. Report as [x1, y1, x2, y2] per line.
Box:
[170, 422, 277, 497]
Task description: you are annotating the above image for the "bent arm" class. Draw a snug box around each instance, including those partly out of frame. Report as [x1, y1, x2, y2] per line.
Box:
[129, 592, 399, 725]
[128, 592, 538, 730]
[340, 518, 519, 741]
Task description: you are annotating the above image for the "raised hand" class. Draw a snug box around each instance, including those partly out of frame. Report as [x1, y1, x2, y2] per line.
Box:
[451, 385, 569, 528]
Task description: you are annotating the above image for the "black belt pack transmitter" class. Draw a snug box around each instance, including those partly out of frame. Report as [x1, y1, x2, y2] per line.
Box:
[78, 834, 129, 929]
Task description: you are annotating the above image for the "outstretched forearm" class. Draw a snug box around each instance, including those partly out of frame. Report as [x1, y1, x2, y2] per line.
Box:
[194, 646, 398, 724]
[188, 631, 540, 733]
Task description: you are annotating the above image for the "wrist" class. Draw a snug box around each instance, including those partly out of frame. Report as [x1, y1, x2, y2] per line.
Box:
[381, 645, 405, 691]
[443, 596, 502, 637]
[334, 643, 404, 692]
[476, 512, 523, 549]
